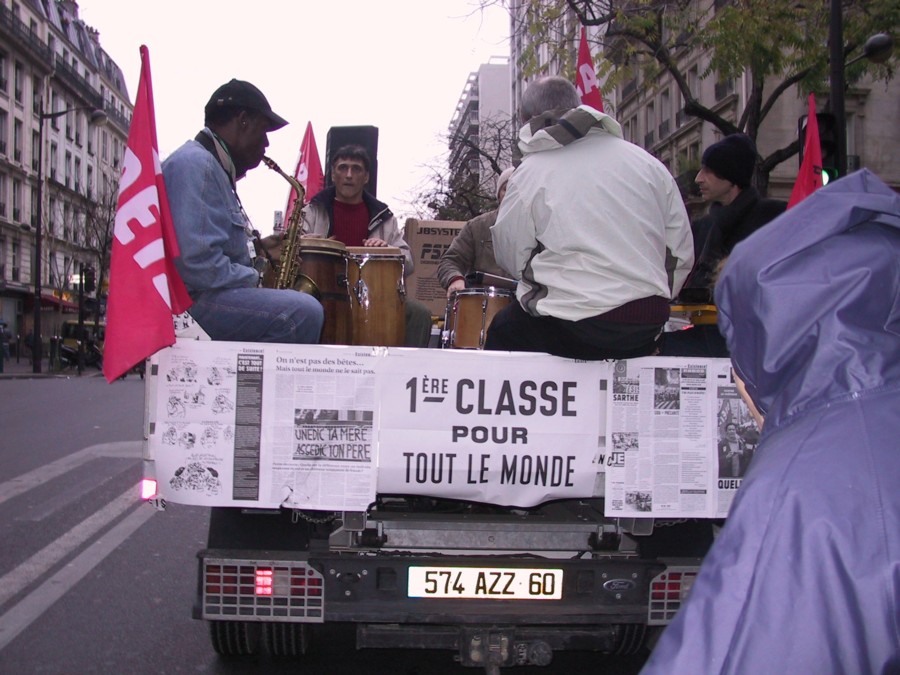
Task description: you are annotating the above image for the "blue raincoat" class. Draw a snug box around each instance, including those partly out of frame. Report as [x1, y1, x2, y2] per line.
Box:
[642, 169, 900, 674]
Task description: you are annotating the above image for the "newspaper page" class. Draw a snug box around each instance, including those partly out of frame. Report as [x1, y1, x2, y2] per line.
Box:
[376, 349, 609, 507]
[149, 340, 378, 511]
[604, 357, 735, 518]
[714, 368, 760, 516]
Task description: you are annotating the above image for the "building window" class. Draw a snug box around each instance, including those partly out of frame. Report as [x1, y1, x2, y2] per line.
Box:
[65, 151, 72, 188]
[13, 118, 22, 162]
[31, 130, 38, 171]
[12, 178, 22, 222]
[0, 110, 7, 155]
[14, 61, 23, 103]
[50, 143, 57, 181]
[0, 173, 7, 216]
[74, 157, 81, 193]
[0, 52, 8, 93]
[31, 76, 40, 114]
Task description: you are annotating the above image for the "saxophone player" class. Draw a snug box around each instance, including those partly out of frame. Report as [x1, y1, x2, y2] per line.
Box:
[163, 79, 324, 344]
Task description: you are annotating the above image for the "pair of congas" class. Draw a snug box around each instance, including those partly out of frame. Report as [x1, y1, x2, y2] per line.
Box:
[292, 238, 406, 346]
[441, 287, 515, 349]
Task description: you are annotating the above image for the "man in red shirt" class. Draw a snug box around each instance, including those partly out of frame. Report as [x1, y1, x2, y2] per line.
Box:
[302, 145, 432, 347]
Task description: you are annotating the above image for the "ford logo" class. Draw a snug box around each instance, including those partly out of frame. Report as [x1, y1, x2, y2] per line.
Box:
[603, 579, 635, 592]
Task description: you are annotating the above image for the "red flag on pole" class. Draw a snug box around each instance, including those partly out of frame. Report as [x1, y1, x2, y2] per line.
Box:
[283, 122, 324, 225]
[103, 45, 191, 382]
[787, 94, 824, 209]
[575, 26, 604, 112]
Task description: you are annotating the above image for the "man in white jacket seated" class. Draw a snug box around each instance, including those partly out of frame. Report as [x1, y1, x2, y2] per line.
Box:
[485, 76, 694, 360]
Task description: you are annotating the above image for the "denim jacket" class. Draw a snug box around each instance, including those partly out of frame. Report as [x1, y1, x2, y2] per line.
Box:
[162, 137, 259, 294]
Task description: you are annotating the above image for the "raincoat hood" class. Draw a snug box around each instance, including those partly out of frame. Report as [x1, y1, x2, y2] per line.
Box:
[716, 169, 900, 428]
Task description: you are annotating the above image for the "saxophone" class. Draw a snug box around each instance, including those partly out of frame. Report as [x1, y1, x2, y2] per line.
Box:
[262, 155, 306, 290]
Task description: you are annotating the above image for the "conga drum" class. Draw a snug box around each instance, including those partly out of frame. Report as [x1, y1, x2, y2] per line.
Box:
[442, 287, 514, 349]
[345, 247, 406, 346]
[296, 238, 351, 344]
[667, 303, 718, 332]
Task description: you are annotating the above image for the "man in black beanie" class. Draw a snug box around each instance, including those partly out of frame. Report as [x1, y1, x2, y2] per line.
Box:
[663, 132, 786, 357]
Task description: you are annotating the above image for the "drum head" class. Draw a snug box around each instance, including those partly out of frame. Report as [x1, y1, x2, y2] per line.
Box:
[346, 246, 403, 259]
[300, 238, 347, 256]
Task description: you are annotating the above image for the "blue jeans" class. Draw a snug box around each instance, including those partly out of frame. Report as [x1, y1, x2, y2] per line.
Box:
[188, 287, 324, 344]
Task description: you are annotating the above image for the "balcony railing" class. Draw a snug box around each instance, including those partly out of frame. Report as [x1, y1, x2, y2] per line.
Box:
[715, 79, 735, 100]
[52, 56, 103, 108]
[658, 120, 671, 139]
[0, 4, 53, 70]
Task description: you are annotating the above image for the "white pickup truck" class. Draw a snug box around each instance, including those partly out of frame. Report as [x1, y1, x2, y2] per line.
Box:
[143, 339, 728, 673]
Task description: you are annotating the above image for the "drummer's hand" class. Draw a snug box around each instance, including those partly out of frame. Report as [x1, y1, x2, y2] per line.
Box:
[447, 278, 466, 298]
[363, 237, 388, 247]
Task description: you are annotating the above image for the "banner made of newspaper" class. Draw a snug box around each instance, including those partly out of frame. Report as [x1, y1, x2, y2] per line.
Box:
[150, 341, 379, 512]
[604, 357, 757, 519]
[147, 341, 754, 516]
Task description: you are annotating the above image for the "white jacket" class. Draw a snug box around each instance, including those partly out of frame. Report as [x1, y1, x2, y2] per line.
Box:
[491, 106, 693, 321]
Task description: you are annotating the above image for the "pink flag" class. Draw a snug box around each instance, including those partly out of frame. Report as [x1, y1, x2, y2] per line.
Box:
[283, 122, 324, 224]
[787, 94, 824, 209]
[103, 45, 191, 382]
[575, 26, 604, 112]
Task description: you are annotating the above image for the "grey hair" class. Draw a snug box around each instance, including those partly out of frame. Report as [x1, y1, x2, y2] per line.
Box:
[520, 76, 581, 122]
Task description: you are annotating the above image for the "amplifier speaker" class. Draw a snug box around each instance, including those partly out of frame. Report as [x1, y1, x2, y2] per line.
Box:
[325, 125, 379, 197]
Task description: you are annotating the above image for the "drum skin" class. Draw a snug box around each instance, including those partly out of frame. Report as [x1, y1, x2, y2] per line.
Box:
[443, 287, 514, 349]
[345, 247, 406, 346]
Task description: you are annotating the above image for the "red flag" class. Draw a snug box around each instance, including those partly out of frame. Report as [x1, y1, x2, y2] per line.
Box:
[575, 27, 604, 112]
[787, 94, 824, 209]
[283, 122, 324, 225]
[103, 45, 191, 382]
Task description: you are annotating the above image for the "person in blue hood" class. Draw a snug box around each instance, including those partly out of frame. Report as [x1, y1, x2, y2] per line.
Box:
[641, 169, 900, 674]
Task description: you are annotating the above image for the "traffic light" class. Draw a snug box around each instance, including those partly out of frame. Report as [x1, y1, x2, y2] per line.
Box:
[798, 113, 839, 184]
[83, 266, 96, 293]
[816, 113, 838, 184]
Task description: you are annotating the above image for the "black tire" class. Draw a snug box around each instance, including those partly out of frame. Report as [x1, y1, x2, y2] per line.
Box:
[208, 620, 261, 657]
[267, 622, 308, 658]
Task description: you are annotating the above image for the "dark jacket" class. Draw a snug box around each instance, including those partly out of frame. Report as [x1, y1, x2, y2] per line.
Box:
[680, 187, 785, 303]
[643, 170, 900, 674]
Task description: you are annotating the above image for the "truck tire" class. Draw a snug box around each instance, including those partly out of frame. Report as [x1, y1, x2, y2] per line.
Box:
[208, 620, 261, 656]
[267, 622, 308, 658]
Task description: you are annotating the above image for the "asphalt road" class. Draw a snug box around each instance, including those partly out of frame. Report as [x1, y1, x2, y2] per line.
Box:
[0, 375, 649, 674]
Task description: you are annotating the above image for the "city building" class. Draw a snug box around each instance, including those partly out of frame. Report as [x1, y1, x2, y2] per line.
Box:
[0, 0, 131, 347]
[506, 0, 898, 214]
[447, 56, 513, 200]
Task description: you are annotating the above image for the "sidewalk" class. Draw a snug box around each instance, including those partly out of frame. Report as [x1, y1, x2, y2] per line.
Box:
[0, 356, 100, 379]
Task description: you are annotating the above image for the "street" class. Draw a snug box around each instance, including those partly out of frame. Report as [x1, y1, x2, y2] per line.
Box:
[0, 374, 648, 674]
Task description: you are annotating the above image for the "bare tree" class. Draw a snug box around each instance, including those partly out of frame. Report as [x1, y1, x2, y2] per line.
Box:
[413, 114, 517, 221]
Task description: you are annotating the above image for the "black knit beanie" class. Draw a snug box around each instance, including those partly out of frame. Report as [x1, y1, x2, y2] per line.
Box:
[701, 133, 757, 188]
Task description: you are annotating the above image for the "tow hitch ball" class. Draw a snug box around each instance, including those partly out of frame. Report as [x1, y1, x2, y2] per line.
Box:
[461, 629, 552, 670]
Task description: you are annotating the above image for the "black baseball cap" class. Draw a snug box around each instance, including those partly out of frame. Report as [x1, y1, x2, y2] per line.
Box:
[204, 79, 288, 131]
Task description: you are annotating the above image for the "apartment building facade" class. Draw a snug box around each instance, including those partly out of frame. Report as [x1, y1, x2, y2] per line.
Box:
[447, 57, 513, 202]
[0, 0, 131, 342]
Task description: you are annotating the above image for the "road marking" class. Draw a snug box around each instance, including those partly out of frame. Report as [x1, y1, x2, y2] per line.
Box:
[0, 441, 142, 507]
[0, 483, 143, 608]
[0, 484, 154, 651]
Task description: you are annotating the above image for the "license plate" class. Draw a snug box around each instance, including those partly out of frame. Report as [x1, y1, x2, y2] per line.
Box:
[408, 566, 563, 600]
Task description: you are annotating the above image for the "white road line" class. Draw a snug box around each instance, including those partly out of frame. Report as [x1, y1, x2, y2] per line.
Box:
[0, 441, 142, 507]
[0, 483, 143, 608]
[0, 489, 155, 651]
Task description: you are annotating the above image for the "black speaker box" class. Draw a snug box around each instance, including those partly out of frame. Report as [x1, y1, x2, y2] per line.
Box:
[325, 125, 379, 197]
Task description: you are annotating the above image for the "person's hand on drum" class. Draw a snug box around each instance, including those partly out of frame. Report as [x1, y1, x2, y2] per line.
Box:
[447, 277, 466, 298]
[362, 237, 389, 247]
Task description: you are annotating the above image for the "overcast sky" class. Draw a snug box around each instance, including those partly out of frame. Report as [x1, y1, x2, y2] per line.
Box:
[78, 0, 510, 233]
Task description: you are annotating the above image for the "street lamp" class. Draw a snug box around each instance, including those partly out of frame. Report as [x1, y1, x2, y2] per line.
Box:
[31, 100, 107, 373]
